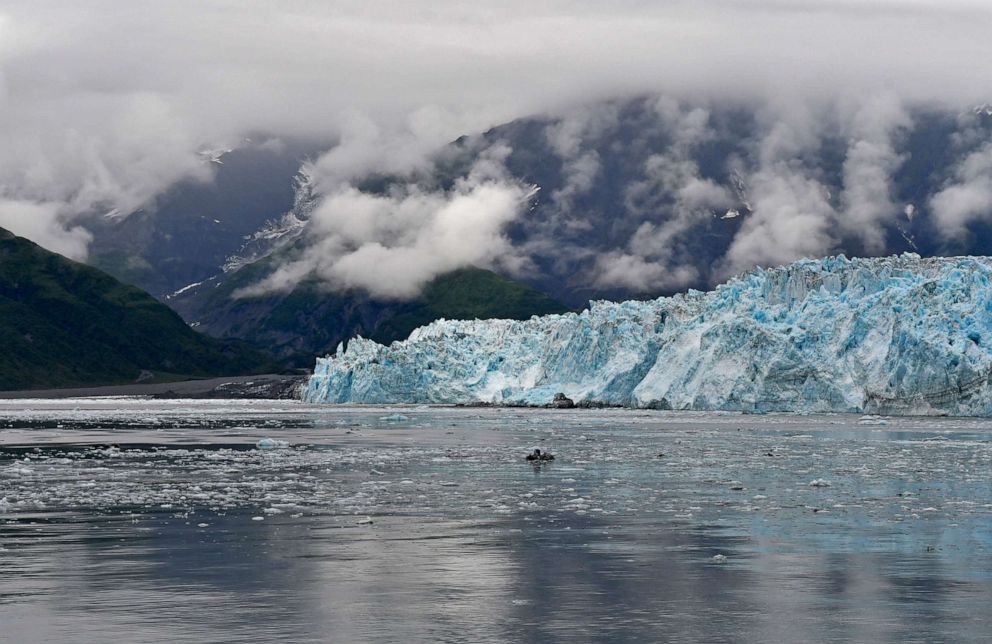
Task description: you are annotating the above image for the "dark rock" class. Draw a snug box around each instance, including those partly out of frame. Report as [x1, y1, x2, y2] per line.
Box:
[551, 392, 575, 409]
[526, 448, 555, 462]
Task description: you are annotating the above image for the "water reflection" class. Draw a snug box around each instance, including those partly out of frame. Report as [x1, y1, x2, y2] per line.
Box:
[0, 402, 990, 642]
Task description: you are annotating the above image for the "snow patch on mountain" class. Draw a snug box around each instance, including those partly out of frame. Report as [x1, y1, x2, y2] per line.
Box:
[165, 280, 204, 300]
[222, 169, 316, 273]
[197, 146, 234, 165]
[304, 254, 992, 416]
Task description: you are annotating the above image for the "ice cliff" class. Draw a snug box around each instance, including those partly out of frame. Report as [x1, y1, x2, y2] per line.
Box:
[304, 254, 992, 415]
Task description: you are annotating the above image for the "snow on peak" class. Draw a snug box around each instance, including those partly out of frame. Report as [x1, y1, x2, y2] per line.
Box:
[221, 169, 314, 273]
[304, 254, 992, 416]
[197, 146, 233, 165]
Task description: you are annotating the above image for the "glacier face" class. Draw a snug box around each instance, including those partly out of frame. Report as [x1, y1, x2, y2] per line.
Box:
[304, 254, 992, 415]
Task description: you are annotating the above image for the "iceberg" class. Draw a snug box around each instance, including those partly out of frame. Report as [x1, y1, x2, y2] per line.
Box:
[304, 254, 992, 416]
[256, 437, 290, 450]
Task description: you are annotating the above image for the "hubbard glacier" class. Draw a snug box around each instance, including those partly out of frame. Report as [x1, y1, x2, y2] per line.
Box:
[304, 254, 992, 415]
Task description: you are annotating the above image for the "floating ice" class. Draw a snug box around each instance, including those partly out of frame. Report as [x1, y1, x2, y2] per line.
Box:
[379, 414, 410, 422]
[256, 438, 290, 450]
[859, 415, 890, 426]
[305, 254, 992, 416]
[809, 479, 832, 487]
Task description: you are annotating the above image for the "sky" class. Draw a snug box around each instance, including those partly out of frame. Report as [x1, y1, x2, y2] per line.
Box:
[1, 1, 991, 293]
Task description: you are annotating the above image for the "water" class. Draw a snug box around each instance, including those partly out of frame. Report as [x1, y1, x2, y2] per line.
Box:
[1, 399, 991, 643]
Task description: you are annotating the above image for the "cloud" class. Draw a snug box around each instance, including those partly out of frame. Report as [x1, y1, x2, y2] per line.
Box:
[719, 94, 914, 277]
[0, 199, 91, 260]
[837, 94, 912, 251]
[721, 167, 837, 276]
[237, 146, 536, 299]
[591, 98, 734, 291]
[543, 104, 619, 221]
[931, 140, 992, 239]
[2, 0, 992, 292]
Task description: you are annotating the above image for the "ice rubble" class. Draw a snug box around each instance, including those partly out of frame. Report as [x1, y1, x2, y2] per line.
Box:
[304, 254, 992, 415]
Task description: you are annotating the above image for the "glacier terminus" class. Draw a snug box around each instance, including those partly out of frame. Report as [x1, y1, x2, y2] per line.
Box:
[304, 254, 992, 416]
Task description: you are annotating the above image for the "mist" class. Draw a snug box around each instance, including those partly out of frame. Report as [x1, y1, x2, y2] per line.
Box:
[2, 1, 992, 291]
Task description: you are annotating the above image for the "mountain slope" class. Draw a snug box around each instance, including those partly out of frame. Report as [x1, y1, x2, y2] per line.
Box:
[73, 97, 992, 361]
[0, 228, 273, 390]
[169, 261, 570, 366]
[87, 141, 320, 297]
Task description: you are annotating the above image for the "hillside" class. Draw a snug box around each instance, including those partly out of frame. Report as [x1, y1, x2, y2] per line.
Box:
[0, 228, 273, 390]
[169, 261, 570, 366]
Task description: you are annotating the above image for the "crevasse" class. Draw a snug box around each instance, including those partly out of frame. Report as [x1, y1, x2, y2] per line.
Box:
[303, 254, 992, 415]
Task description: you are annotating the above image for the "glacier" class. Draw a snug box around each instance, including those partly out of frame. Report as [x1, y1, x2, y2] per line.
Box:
[303, 254, 992, 415]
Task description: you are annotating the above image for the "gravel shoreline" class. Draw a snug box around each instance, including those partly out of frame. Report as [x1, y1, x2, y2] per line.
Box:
[0, 374, 306, 400]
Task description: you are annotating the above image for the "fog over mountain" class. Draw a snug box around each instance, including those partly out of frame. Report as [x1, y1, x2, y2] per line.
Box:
[2, 1, 992, 300]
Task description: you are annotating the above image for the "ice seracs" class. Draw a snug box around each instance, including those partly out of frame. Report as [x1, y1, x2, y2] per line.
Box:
[304, 254, 992, 416]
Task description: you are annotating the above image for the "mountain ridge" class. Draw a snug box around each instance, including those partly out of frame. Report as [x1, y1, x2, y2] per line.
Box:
[0, 227, 274, 390]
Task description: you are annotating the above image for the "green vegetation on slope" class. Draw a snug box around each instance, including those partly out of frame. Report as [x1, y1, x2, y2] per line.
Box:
[371, 268, 572, 344]
[0, 228, 273, 390]
[172, 261, 572, 367]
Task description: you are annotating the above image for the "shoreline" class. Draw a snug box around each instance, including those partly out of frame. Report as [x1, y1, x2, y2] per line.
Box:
[0, 374, 306, 400]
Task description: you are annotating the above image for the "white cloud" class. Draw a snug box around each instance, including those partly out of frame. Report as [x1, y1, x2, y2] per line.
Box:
[837, 94, 912, 251]
[0, 199, 91, 260]
[1, 0, 991, 292]
[238, 147, 536, 299]
[720, 94, 915, 277]
[592, 99, 733, 291]
[931, 140, 992, 239]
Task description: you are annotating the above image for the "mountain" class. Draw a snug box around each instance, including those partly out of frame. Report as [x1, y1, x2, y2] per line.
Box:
[0, 227, 273, 390]
[87, 140, 322, 298]
[85, 102, 992, 311]
[78, 97, 992, 360]
[168, 257, 570, 367]
[304, 253, 992, 417]
[84, 140, 570, 366]
[431, 100, 992, 306]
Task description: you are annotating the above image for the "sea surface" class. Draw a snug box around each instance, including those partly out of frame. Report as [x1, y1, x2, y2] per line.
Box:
[1, 399, 990, 643]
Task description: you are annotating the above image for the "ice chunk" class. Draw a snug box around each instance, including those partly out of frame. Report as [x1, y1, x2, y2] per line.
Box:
[256, 438, 290, 450]
[379, 414, 410, 422]
[809, 478, 832, 487]
[304, 254, 992, 417]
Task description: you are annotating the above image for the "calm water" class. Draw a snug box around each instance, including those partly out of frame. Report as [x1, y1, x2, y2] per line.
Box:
[1, 399, 991, 643]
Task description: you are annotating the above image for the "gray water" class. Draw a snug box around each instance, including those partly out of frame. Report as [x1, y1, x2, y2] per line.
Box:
[1, 399, 990, 643]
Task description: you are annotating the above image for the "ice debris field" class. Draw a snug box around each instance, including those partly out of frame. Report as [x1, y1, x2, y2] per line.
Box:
[306, 254, 992, 415]
[3, 400, 992, 643]
[1, 400, 991, 561]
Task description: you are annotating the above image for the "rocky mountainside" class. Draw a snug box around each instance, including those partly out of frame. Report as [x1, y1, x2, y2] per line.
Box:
[81, 97, 992, 359]
[87, 140, 320, 298]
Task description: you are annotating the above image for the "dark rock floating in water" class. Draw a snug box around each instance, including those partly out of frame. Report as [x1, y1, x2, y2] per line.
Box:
[526, 448, 555, 462]
[551, 392, 576, 409]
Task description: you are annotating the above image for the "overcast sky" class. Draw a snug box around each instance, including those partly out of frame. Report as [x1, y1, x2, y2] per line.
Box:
[2, 1, 991, 289]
